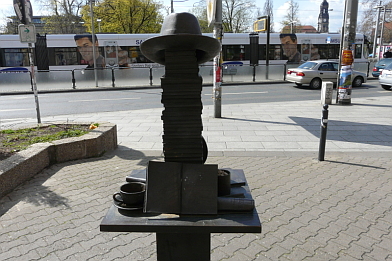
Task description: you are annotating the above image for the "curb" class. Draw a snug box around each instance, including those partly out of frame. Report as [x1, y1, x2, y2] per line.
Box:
[0, 78, 379, 96]
[0, 81, 286, 96]
[0, 122, 118, 199]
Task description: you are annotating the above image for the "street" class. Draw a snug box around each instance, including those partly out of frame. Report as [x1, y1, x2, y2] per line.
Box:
[0, 79, 388, 121]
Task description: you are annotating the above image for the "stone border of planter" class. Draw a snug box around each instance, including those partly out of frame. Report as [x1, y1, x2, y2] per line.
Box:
[0, 122, 117, 199]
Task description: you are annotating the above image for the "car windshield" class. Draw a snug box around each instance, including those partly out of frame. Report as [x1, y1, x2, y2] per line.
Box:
[298, 62, 318, 69]
[384, 62, 392, 70]
[375, 58, 392, 67]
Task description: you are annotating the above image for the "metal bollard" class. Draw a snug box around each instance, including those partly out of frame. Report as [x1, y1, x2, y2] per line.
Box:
[71, 69, 76, 89]
[111, 68, 115, 87]
[318, 104, 329, 161]
[149, 67, 153, 86]
[321, 81, 333, 105]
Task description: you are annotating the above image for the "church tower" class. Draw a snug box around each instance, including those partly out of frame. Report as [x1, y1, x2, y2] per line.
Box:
[318, 0, 329, 33]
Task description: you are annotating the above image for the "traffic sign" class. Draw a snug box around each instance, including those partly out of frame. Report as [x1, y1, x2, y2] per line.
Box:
[19, 24, 36, 43]
[253, 19, 267, 32]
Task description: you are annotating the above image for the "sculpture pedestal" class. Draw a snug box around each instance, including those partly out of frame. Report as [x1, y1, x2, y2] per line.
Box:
[100, 169, 261, 261]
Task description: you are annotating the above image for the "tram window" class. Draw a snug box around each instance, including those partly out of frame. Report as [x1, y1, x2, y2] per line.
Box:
[4, 49, 29, 67]
[259, 45, 265, 60]
[330, 45, 339, 59]
[316, 45, 327, 59]
[243, 45, 263, 61]
[269, 45, 283, 60]
[242, 45, 267, 61]
[316, 44, 339, 59]
[317, 45, 329, 59]
[54, 48, 78, 65]
[354, 44, 362, 59]
[363, 44, 369, 58]
[125, 46, 151, 63]
[223, 45, 245, 61]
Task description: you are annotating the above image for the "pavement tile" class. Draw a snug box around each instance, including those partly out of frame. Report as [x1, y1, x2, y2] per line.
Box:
[283, 245, 315, 260]
[2, 94, 392, 260]
[364, 245, 392, 261]
[262, 243, 291, 260]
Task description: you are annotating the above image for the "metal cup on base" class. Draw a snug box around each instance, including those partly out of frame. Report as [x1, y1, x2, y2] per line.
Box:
[113, 182, 146, 206]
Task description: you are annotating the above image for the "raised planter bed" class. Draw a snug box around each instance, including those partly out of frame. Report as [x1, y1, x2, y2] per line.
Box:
[0, 122, 117, 199]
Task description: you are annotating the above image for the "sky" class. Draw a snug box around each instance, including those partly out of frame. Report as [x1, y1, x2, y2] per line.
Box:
[0, 0, 370, 33]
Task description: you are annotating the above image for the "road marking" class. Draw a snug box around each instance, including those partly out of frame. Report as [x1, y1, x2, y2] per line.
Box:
[204, 91, 268, 95]
[69, 97, 141, 102]
[1, 96, 30, 100]
[0, 109, 31, 112]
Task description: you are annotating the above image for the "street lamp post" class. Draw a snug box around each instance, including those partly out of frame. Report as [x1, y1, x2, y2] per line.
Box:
[212, 0, 223, 118]
[170, 0, 188, 13]
[379, 8, 392, 55]
[372, 3, 383, 59]
[289, 21, 298, 33]
[337, 0, 359, 105]
[89, 0, 98, 87]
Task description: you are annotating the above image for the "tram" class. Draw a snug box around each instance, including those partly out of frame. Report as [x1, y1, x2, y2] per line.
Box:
[0, 33, 370, 70]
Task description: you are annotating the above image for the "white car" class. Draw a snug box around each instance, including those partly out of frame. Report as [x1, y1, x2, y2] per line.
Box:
[378, 62, 392, 90]
[286, 60, 367, 89]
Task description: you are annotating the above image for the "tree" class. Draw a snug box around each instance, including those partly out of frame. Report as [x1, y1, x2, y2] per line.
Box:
[357, 0, 392, 44]
[81, 0, 163, 34]
[190, 0, 256, 33]
[0, 7, 15, 34]
[222, 0, 256, 33]
[280, 0, 301, 33]
[189, 0, 212, 33]
[261, 0, 273, 32]
[41, 0, 87, 34]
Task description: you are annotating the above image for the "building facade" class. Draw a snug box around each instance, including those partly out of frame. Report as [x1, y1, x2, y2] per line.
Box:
[281, 25, 317, 34]
[318, 0, 329, 33]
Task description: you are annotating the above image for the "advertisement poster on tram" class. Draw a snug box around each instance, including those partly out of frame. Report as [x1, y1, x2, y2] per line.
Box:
[104, 41, 119, 67]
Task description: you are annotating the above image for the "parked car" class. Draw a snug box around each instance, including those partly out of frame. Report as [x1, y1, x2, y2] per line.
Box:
[378, 62, 392, 90]
[372, 58, 392, 78]
[286, 60, 367, 89]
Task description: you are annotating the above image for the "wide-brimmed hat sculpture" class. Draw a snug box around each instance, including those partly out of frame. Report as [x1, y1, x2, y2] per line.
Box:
[140, 12, 221, 65]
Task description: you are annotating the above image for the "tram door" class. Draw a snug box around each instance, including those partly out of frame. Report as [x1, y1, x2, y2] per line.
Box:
[104, 41, 119, 67]
[301, 39, 311, 62]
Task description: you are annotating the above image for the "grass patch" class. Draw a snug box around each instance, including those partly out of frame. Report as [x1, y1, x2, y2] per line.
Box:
[0, 124, 92, 160]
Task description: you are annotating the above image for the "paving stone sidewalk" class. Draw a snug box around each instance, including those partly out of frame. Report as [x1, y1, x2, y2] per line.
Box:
[1, 149, 391, 261]
[3, 95, 392, 153]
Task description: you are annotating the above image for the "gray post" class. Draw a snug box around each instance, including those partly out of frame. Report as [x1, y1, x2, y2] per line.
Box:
[213, 0, 223, 118]
[266, 16, 270, 79]
[89, 0, 98, 87]
[372, 2, 382, 59]
[28, 42, 41, 124]
[337, 0, 358, 105]
[380, 6, 387, 51]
